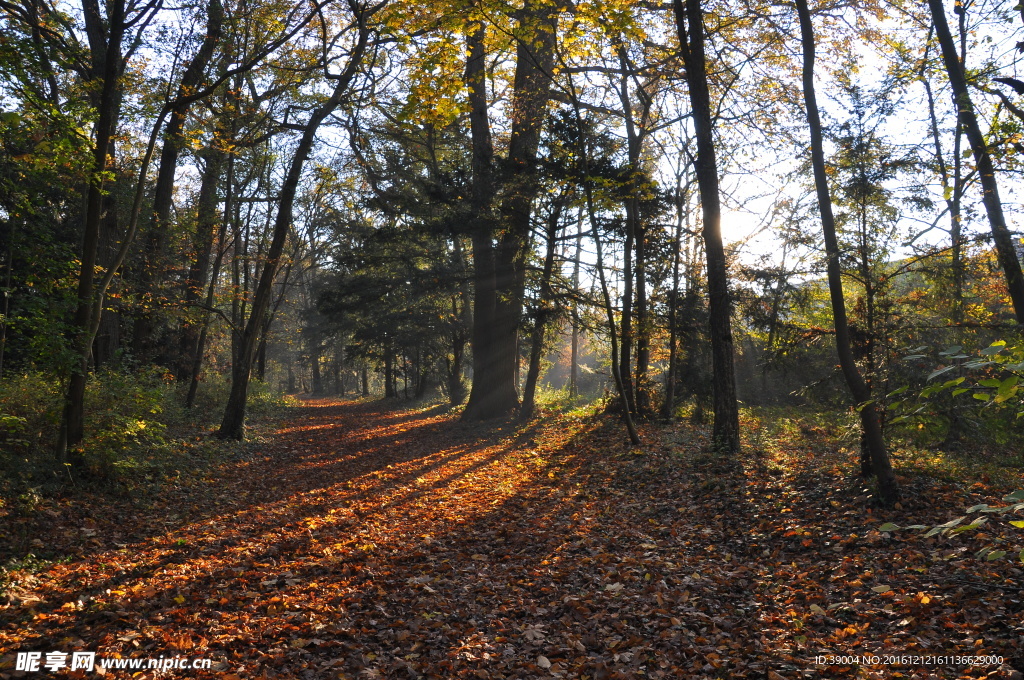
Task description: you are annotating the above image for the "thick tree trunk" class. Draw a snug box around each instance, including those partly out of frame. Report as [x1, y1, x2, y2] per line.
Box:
[796, 0, 898, 506]
[462, 22, 503, 418]
[927, 0, 1024, 323]
[674, 0, 740, 453]
[56, 0, 126, 464]
[463, 1, 558, 420]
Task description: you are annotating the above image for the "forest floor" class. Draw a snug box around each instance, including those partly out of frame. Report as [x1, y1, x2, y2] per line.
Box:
[1, 397, 1022, 680]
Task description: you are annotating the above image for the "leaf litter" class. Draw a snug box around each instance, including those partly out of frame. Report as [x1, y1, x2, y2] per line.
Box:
[1, 398, 1022, 679]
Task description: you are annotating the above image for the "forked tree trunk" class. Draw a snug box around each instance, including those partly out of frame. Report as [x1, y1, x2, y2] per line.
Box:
[796, 0, 898, 506]
[463, 1, 558, 420]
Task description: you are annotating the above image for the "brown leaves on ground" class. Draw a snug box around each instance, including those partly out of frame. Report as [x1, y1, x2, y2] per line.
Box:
[1, 398, 1022, 679]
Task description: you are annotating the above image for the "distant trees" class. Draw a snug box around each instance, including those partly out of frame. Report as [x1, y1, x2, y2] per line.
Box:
[2, 0, 1023, 476]
[218, 0, 384, 439]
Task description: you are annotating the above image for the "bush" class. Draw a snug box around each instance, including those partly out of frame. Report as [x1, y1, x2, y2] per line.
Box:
[0, 374, 63, 497]
[78, 366, 180, 478]
[889, 340, 1024, 449]
[0, 369, 291, 499]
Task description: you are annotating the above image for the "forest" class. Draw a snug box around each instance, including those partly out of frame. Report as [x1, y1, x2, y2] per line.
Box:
[1, 0, 1024, 677]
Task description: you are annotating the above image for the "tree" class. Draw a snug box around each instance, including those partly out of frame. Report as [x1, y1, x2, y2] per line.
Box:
[218, 0, 383, 439]
[673, 0, 740, 453]
[462, 0, 560, 420]
[795, 0, 898, 506]
[927, 0, 1024, 324]
[53, 0, 163, 464]
[132, 0, 224, 359]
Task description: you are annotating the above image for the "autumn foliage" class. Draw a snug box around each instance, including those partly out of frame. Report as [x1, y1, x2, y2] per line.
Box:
[2, 399, 1021, 678]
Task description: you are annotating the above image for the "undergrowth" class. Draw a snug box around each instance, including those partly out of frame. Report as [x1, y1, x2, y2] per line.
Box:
[0, 370, 293, 504]
[740, 404, 1022, 490]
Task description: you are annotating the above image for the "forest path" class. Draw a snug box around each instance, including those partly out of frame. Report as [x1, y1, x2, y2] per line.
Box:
[1, 398, 1021, 679]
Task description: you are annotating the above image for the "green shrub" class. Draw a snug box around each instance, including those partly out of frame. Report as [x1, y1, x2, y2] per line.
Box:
[890, 341, 1024, 449]
[78, 366, 180, 478]
[1, 369, 291, 500]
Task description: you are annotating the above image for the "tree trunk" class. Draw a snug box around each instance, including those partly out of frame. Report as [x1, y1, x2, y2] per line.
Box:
[923, 28, 967, 329]
[462, 21, 503, 418]
[927, 0, 1024, 323]
[796, 0, 898, 506]
[661, 188, 686, 420]
[619, 203, 636, 415]
[463, 1, 558, 420]
[634, 223, 651, 415]
[586, 184, 641, 446]
[186, 148, 232, 409]
[218, 14, 372, 439]
[614, 46, 654, 416]
[520, 204, 561, 420]
[310, 335, 322, 395]
[135, 0, 223, 358]
[448, 237, 471, 405]
[180, 143, 225, 379]
[384, 340, 395, 398]
[56, 0, 126, 464]
[569, 214, 582, 399]
[673, 0, 740, 453]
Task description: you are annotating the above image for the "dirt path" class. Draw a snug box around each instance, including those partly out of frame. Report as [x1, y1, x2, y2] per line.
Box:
[1, 398, 1021, 679]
